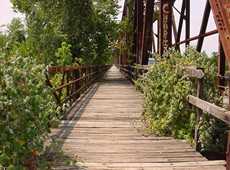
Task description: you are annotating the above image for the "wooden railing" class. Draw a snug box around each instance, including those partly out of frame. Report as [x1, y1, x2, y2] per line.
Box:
[185, 68, 230, 170]
[119, 64, 230, 169]
[45, 65, 111, 107]
[119, 65, 149, 81]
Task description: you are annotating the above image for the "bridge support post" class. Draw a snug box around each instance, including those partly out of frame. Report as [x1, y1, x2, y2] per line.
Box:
[218, 40, 226, 93]
[136, 0, 144, 64]
[140, 0, 155, 65]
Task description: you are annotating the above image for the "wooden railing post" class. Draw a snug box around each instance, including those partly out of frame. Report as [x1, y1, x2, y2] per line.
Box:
[194, 68, 203, 151]
[228, 79, 230, 110]
[84, 66, 87, 91]
[226, 131, 230, 170]
[226, 73, 230, 170]
[76, 68, 80, 99]
[24, 153, 37, 170]
[66, 72, 70, 102]
[135, 66, 138, 80]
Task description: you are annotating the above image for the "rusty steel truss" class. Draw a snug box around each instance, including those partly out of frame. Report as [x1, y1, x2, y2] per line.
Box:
[119, 0, 230, 92]
[118, 1, 230, 169]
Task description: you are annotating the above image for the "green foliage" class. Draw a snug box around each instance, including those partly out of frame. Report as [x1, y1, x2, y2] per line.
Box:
[7, 18, 25, 45]
[55, 42, 72, 66]
[0, 0, 119, 168]
[118, 17, 134, 60]
[0, 51, 58, 168]
[136, 48, 228, 152]
[11, 0, 119, 65]
[117, 0, 135, 64]
[0, 33, 7, 52]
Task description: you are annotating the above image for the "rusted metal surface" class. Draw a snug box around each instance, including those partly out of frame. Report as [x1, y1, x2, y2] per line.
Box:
[185, 0, 190, 46]
[136, 0, 144, 64]
[218, 40, 226, 92]
[209, 0, 230, 66]
[46, 65, 111, 106]
[174, 29, 218, 46]
[141, 0, 155, 65]
[47, 66, 80, 73]
[159, 0, 172, 55]
[196, 0, 211, 52]
[175, 0, 186, 51]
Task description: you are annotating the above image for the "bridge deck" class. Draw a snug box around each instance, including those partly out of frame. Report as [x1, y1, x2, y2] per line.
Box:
[52, 66, 225, 170]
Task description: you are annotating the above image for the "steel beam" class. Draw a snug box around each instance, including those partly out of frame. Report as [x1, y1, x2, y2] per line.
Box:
[175, 0, 186, 50]
[209, 0, 230, 67]
[185, 0, 190, 47]
[196, 0, 211, 52]
[141, 0, 155, 64]
[218, 39, 226, 92]
[159, 0, 172, 55]
[136, 0, 144, 64]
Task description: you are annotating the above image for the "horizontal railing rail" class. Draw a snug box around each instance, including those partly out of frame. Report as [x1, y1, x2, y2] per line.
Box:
[119, 63, 230, 169]
[45, 65, 111, 107]
[184, 67, 230, 170]
[119, 64, 149, 81]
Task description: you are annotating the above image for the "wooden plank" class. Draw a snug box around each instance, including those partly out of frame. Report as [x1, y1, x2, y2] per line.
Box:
[53, 165, 225, 170]
[72, 157, 206, 164]
[63, 148, 196, 154]
[52, 66, 226, 169]
[183, 66, 204, 79]
[187, 95, 230, 124]
[82, 160, 226, 167]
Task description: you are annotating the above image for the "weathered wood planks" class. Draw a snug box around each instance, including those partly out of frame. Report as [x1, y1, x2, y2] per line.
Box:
[188, 95, 230, 124]
[52, 66, 226, 170]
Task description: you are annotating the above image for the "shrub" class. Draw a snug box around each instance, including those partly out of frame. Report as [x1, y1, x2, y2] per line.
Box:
[0, 51, 57, 168]
[136, 48, 228, 152]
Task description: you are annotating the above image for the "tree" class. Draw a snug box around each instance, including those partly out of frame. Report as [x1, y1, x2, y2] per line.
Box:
[7, 18, 25, 44]
[0, 0, 120, 168]
[11, 0, 119, 65]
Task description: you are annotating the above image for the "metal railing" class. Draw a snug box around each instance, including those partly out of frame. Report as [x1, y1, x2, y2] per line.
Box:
[45, 65, 111, 107]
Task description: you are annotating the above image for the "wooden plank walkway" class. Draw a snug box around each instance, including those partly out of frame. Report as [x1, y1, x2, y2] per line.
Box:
[52, 66, 226, 170]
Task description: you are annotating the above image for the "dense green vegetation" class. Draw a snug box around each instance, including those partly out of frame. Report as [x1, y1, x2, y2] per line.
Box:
[0, 0, 119, 168]
[1, 0, 228, 168]
[10, 0, 119, 64]
[136, 49, 228, 153]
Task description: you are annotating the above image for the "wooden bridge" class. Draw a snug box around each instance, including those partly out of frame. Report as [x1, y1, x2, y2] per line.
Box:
[51, 66, 226, 170]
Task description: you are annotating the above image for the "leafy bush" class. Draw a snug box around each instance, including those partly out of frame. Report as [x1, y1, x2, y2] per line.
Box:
[0, 51, 58, 168]
[55, 42, 72, 66]
[136, 48, 228, 152]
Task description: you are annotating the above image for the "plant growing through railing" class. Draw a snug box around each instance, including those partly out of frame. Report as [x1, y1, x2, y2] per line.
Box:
[136, 48, 228, 153]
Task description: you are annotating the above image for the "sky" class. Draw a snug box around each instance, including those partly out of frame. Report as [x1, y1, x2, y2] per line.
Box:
[172, 0, 218, 54]
[118, 0, 125, 20]
[0, 0, 218, 54]
[0, 0, 24, 31]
